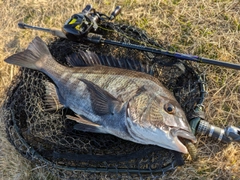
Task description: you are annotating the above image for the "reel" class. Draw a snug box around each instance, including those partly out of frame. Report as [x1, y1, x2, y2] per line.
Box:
[62, 4, 121, 41]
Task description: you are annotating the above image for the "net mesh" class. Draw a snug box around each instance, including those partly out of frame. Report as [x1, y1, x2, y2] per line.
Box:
[2, 22, 205, 179]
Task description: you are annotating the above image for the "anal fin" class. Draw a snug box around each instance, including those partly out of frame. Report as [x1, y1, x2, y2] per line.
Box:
[43, 81, 63, 112]
[67, 114, 105, 134]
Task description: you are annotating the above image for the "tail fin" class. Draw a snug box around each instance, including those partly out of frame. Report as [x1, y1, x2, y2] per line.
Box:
[4, 36, 51, 70]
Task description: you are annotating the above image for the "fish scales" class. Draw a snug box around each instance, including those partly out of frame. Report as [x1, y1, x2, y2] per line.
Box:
[52, 65, 172, 109]
[57, 68, 164, 121]
[4, 37, 197, 154]
[62, 67, 163, 128]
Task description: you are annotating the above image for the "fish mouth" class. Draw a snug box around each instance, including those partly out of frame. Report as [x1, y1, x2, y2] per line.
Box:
[171, 128, 197, 154]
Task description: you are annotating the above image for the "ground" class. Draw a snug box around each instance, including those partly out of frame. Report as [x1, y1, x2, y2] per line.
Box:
[0, 0, 239, 179]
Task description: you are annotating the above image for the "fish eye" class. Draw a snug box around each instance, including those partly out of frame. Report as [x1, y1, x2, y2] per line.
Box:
[164, 103, 175, 114]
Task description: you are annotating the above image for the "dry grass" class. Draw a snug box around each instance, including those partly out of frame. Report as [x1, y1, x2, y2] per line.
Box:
[0, 0, 240, 179]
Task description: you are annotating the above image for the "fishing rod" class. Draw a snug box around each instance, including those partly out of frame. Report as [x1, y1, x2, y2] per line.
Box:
[85, 33, 240, 70]
[18, 4, 240, 70]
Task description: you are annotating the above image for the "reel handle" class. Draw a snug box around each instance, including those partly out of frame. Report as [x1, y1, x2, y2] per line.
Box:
[110, 6, 121, 20]
[82, 4, 92, 14]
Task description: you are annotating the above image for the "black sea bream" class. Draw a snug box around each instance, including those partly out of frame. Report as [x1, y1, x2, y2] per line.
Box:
[5, 37, 197, 154]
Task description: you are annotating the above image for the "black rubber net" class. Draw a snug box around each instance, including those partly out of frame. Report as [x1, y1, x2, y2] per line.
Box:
[2, 22, 206, 179]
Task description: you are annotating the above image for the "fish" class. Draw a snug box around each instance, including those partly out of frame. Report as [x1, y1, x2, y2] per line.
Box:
[4, 36, 197, 154]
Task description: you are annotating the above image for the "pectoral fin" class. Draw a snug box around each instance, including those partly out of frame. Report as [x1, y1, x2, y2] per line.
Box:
[66, 114, 105, 133]
[80, 79, 123, 115]
[43, 82, 64, 111]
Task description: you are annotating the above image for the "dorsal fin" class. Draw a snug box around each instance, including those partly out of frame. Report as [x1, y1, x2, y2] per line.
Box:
[66, 50, 154, 75]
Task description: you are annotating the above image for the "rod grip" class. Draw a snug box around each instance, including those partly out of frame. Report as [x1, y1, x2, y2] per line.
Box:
[197, 120, 231, 142]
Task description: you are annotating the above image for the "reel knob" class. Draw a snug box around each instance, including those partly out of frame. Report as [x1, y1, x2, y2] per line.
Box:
[110, 6, 122, 20]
